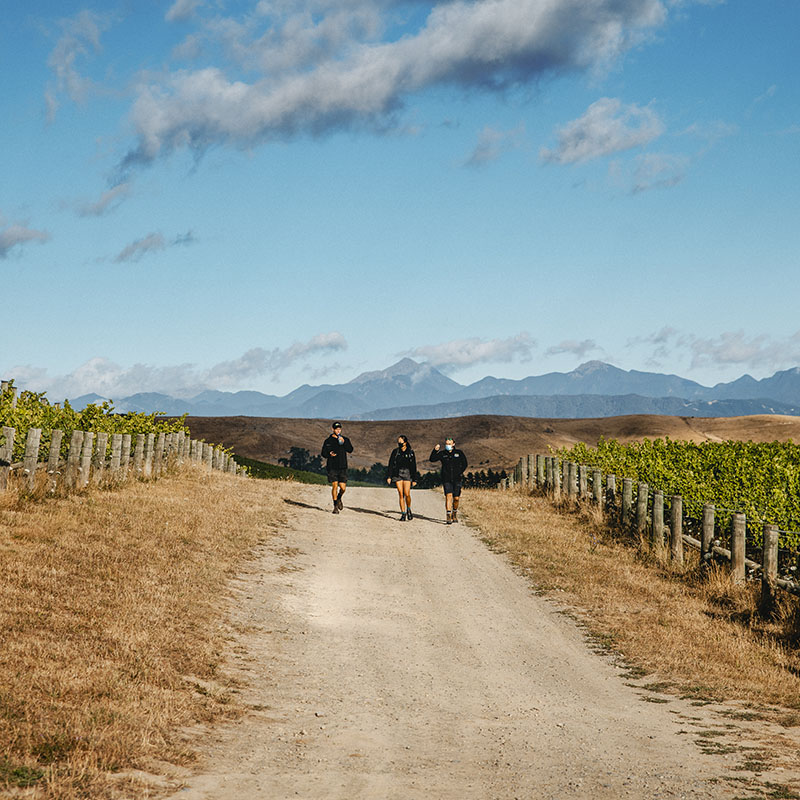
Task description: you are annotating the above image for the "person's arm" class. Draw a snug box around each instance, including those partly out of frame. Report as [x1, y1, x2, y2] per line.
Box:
[387, 448, 397, 479]
[344, 437, 353, 454]
[410, 452, 418, 481]
[321, 437, 330, 459]
[430, 447, 442, 462]
[459, 450, 468, 474]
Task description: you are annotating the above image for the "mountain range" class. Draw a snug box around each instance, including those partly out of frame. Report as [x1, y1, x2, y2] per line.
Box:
[70, 359, 800, 420]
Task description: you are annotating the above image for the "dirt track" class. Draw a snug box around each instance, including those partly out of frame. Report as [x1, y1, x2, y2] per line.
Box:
[167, 485, 745, 799]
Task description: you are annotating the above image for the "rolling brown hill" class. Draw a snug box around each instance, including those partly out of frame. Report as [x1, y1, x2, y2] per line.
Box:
[184, 414, 800, 473]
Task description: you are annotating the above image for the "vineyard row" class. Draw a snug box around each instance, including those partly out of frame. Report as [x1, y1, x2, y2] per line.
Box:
[502, 453, 800, 614]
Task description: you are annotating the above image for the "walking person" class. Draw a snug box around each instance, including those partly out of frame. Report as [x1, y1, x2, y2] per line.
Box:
[429, 437, 468, 524]
[386, 435, 418, 521]
[321, 422, 353, 514]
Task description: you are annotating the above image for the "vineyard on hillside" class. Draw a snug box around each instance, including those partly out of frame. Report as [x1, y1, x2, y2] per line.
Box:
[555, 438, 800, 547]
[1, 381, 186, 461]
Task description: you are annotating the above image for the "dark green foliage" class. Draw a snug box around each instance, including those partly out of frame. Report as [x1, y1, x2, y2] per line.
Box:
[0, 380, 187, 462]
[556, 438, 800, 548]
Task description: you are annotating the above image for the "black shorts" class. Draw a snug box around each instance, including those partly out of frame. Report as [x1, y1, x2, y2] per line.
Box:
[443, 481, 462, 497]
[327, 470, 348, 484]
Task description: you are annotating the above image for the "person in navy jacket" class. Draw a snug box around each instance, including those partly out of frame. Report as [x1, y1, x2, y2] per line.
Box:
[429, 437, 468, 524]
[320, 422, 353, 513]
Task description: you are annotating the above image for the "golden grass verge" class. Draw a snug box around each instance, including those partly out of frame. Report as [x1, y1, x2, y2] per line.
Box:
[0, 468, 292, 799]
[462, 489, 800, 712]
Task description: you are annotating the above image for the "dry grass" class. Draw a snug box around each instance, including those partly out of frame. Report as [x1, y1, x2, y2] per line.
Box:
[0, 468, 292, 798]
[463, 489, 800, 711]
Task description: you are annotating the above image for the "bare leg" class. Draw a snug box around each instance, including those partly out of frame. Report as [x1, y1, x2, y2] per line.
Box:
[445, 493, 453, 512]
[396, 483, 406, 512]
[331, 481, 339, 505]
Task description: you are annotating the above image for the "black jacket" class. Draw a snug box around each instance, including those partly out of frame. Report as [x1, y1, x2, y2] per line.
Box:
[387, 447, 418, 481]
[429, 447, 468, 483]
[321, 434, 353, 471]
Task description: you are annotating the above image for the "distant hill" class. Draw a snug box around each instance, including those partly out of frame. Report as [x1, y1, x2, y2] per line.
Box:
[183, 413, 800, 473]
[353, 393, 800, 421]
[66, 359, 800, 420]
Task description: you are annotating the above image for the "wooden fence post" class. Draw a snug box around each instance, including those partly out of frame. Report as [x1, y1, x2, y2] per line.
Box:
[636, 483, 649, 539]
[701, 504, 715, 574]
[527, 454, 535, 487]
[154, 432, 166, 477]
[622, 478, 633, 527]
[579, 465, 588, 498]
[607, 474, 616, 506]
[519, 456, 528, 487]
[144, 433, 155, 477]
[537, 455, 545, 488]
[47, 430, 63, 474]
[134, 433, 145, 475]
[0, 426, 16, 491]
[731, 513, 746, 584]
[47, 429, 64, 492]
[80, 432, 94, 488]
[65, 430, 84, 489]
[23, 428, 42, 492]
[670, 495, 683, 564]
[592, 469, 603, 507]
[110, 434, 122, 480]
[121, 433, 131, 480]
[760, 523, 779, 619]
[93, 432, 108, 484]
[652, 490, 664, 552]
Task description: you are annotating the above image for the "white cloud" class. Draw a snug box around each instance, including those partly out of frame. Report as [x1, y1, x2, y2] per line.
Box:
[45, 10, 112, 120]
[628, 326, 800, 373]
[121, 0, 670, 168]
[114, 232, 166, 263]
[630, 152, 689, 193]
[166, 0, 204, 23]
[463, 124, 525, 167]
[76, 182, 131, 217]
[206, 333, 348, 385]
[5, 334, 349, 399]
[540, 97, 664, 165]
[545, 339, 602, 359]
[113, 230, 196, 263]
[688, 330, 800, 372]
[0, 222, 51, 259]
[406, 333, 535, 372]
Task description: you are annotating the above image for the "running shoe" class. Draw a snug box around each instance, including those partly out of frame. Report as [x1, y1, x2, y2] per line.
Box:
[406, 509, 413, 520]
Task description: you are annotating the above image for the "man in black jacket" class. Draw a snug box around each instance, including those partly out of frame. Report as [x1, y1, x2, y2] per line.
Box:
[321, 422, 353, 514]
[429, 437, 468, 524]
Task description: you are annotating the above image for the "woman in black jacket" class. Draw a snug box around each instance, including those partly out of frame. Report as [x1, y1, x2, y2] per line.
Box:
[387, 435, 417, 521]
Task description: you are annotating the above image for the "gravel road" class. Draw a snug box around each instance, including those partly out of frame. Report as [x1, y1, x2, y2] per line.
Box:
[168, 485, 741, 799]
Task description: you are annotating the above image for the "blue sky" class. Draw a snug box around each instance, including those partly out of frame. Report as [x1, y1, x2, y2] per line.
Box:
[2, 0, 798, 400]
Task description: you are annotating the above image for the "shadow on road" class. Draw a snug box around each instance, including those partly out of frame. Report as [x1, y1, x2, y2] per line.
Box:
[347, 506, 396, 520]
[283, 498, 326, 512]
[283, 498, 450, 526]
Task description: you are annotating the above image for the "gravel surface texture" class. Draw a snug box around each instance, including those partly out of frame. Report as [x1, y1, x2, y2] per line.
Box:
[166, 485, 762, 799]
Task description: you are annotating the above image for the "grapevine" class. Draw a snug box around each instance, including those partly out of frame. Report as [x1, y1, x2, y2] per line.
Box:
[555, 437, 800, 550]
[1, 380, 188, 462]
